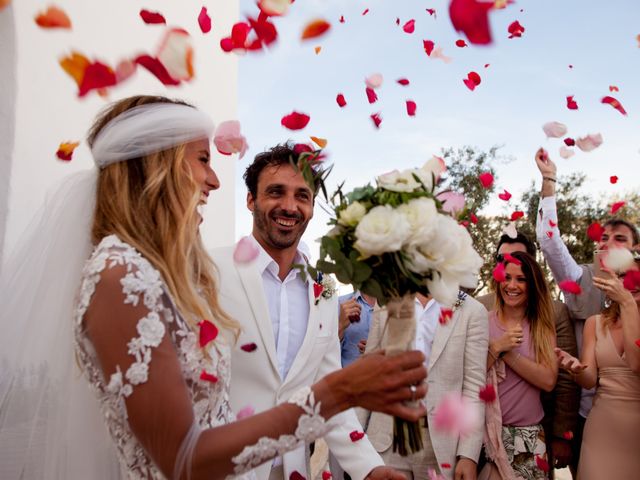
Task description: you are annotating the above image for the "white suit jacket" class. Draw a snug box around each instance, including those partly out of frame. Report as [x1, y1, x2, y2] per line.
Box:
[357, 295, 488, 480]
[211, 246, 384, 480]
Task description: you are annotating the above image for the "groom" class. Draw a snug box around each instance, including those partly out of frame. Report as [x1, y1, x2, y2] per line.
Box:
[211, 144, 397, 480]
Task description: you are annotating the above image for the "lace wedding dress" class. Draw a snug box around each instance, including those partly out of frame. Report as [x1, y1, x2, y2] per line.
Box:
[73, 235, 330, 479]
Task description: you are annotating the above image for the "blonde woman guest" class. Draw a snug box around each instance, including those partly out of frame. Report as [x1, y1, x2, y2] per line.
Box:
[555, 259, 640, 479]
[0, 95, 427, 480]
[483, 252, 557, 480]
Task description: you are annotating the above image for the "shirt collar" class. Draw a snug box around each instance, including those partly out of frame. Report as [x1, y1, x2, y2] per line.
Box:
[415, 297, 439, 315]
[249, 234, 308, 282]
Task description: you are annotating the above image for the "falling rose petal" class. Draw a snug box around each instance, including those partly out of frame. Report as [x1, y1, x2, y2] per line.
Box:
[449, 0, 494, 45]
[498, 189, 512, 201]
[426, 8, 437, 17]
[463, 71, 481, 91]
[59, 51, 89, 88]
[610, 201, 626, 215]
[240, 342, 258, 352]
[492, 263, 506, 282]
[564, 137, 575, 146]
[339, 15, 345, 23]
[55, 141, 79, 161]
[441, 464, 451, 469]
[233, 236, 259, 263]
[310, 136, 327, 148]
[433, 392, 480, 437]
[507, 20, 525, 38]
[542, 121, 568, 138]
[349, 430, 365, 442]
[115, 59, 136, 83]
[484, 63, 490, 68]
[559, 280, 582, 295]
[365, 73, 384, 89]
[281, 111, 311, 130]
[587, 223, 604, 242]
[322, 472, 332, 480]
[559, 146, 575, 159]
[289, 472, 305, 480]
[609, 85, 619, 92]
[503, 222, 517, 239]
[362, 8, 369, 16]
[78, 61, 117, 97]
[157, 28, 195, 82]
[510, 211, 524, 221]
[403, 19, 416, 34]
[370, 113, 383, 129]
[459, 220, 470, 228]
[301, 19, 331, 40]
[198, 7, 212, 33]
[423, 40, 435, 56]
[601, 96, 627, 115]
[406, 100, 417, 116]
[535, 455, 549, 473]
[455, 39, 468, 47]
[479, 384, 496, 403]
[314, 46, 321, 54]
[199, 320, 219, 347]
[214, 120, 248, 158]
[258, 0, 293, 17]
[439, 308, 453, 325]
[623, 271, 640, 292]
[562, 431, 574, 440]
[576, 133, 603, 152]
[200, 370, 218, 383]
[236, 405, 255, 419]
[220, 21, 251, 53]
[35, 5, 72, 29]
[140, 9, 166, 25]
[478, 172, 494, 188]
[397, 78, 410, 86]
[546, 231, 554, 238]
[610, 175, 618, 184]
[437, 191, 466, 214]
[502, 253, 522, 266]
[336, 94, 347, 107]
[566, 95, 579, 110]
[135, 55, 181, 86]
[247, 15, 278, 50]
[365, 87, 378, 104]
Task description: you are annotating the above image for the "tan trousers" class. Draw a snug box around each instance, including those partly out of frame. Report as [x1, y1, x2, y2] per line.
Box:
[379, 427, 439, 480]
[269, 465, 285, 480]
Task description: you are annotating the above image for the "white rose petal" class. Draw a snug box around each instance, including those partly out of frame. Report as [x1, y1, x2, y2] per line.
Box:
[338, 201, 367, 227]
[576, 133, 603, 152]
[426, 273, 460, 307]
[421, 155, 447, 184]
[397, 197, 438, 247]
[354, 205, 411, 258]
[377, 169, 423, 193]
[542, 121, 568, 138]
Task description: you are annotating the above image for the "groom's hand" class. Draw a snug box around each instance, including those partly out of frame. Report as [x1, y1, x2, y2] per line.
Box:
[365, 466, 407, 480]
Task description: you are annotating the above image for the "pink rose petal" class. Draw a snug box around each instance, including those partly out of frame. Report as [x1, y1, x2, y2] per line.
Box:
[559, 146, 575, 159]
[478, 172, 494, 188]
[492, 263, 506, 282]
[214, 120, 248, 158]
[559, 280, 582, 295]
[365, 73, 383, 89]
[233, 236, 259, 263]
[433, 392, 480, 437]
[575, 133, 603, 152]
[236, 405, 255, 419]
[542, 121, 568, 138]
[437, 191, 466, 214]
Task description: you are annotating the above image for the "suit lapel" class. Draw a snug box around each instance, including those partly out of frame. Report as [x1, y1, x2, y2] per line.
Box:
[428, 310, 458, 369]
[236, 261, 279, 375]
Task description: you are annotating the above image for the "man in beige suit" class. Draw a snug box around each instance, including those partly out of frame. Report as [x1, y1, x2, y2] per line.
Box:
[358, 292, 489, 480]
[212, 144, 401, 480]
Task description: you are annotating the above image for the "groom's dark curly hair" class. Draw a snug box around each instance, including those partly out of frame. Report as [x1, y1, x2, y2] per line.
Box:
[243, 142, 327, 199]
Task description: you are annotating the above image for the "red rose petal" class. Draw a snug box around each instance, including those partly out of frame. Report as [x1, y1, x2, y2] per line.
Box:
[339, 15, 345, 23]
[134, 55, 181, 86]
[587, 222, 604, 242]
[498, 189, 512, 201]
[301, 19, 331, 40]
[365, 87, 378, 104]
[423, 39, 435, 56]
[313, 282, 324, 299]
[455, 39, 468, 47]
[441, 463, 452, 469]
[502, 253, 522, 266]
[610, 175, 618, 184]
[426, 9, 437, 17]
[624, 271, 640, 292]
[403, 19, 415, 34]
[609, 85, 619, 92]
[479, 384, 496, 403]
[56, 141, 79, 161]
[547, 231, 554, 238]
[601, 95, 627, 116]
[449, 0, 494, 45]
[397, 78, 410, 85]
[564, 137, 575, 146]
[240, 342, 258, 352]
[463, 71, 481, 91]
[78, 61, 118, 97]
[198, 6, 212, 34]
[370, 112, 382, 129]
[611, 201, 626, 214]
[140, 9, 166, 25]
[563, 431, 574, 440]
[349, 430, 365, 442]
[492, 263, 506, 282]
[566, 95, 579, 110]
[479, 172, 494, 188]
[290, 472, 306, 480]
[635, 339, 640, 348]
[322, 472, 332, 480]
[281, 111, 311, 130]
[336, 93, 347, 107]
[535, 455, 549, 473]
[406, 100, 417, 116]
[362, 8, 369, 16]
[199, 320, 219, 347]
[507, 20, 525, 38]
[510, 211, 524, 221]
[549, 219, 557, 227]
[470, 213, 478, 224]
[439, 308, 453, 325]
[200, 370, 218, 383]
[559, 280, 582, 295]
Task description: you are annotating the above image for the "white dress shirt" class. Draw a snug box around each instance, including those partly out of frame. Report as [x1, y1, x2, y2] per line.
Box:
[414, 297, 440, 365]
[251, 236, 310, 380]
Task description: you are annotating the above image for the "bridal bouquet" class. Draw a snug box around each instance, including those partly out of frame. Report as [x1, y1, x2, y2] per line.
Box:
[311, 156, 483, 455]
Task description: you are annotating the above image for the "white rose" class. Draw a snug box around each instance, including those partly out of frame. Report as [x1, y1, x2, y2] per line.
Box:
[137, 312, 166, 347]
[338, 201, 367, 227]
[397, 197, 438, 247]
[420, 155, 446, 185]
[377, 169, 422, 192]
[426, 273, 460, 307]
[354, 205, 411, 258]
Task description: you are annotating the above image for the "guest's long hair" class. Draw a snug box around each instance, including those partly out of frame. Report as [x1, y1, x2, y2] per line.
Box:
[492, 251, 555, 367]
[87, 95, 238, 335]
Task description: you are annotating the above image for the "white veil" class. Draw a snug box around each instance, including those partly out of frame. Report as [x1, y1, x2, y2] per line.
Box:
[0, 101, 216, 479]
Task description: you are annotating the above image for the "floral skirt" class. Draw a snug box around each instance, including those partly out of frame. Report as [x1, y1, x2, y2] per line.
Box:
[502, 424, 548, 480]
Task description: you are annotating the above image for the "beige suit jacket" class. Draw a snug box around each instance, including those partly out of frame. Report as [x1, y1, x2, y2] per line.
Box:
[211, 246, 383, 480]
[357, 295, 489, 480]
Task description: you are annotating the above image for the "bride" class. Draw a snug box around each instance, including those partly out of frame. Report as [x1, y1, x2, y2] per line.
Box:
[0, 95, 427, 479]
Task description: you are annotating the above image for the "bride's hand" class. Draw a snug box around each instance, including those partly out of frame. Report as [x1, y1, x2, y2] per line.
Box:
[321, 350, 427, 421]
[554, 347, 587, 375]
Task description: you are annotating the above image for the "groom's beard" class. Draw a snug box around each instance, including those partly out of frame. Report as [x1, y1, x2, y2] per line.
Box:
[253, 203, 309, 251]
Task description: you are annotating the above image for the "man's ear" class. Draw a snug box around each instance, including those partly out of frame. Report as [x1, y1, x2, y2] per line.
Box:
[247, 191, 255, 213]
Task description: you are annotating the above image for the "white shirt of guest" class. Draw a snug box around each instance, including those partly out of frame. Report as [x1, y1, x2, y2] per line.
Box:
[251, 235, 310, 380]
[414, 297, 440, 365]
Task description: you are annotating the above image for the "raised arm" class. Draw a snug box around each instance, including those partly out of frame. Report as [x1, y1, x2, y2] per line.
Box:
[84, 264, 427, 480]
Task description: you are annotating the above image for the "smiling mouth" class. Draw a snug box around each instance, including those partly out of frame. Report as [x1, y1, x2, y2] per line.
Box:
[273, 217, 298, 228]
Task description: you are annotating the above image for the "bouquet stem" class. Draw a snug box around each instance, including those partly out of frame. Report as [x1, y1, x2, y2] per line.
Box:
[384, 293, 423, 456]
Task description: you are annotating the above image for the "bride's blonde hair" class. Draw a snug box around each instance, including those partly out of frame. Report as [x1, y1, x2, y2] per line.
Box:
[88, 95, 238, 335]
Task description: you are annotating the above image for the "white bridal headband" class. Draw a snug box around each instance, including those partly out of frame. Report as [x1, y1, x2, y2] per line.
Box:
[90, 102, 216, 168]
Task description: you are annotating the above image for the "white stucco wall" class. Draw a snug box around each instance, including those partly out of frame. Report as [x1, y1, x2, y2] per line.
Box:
[0, 0, 238, 262]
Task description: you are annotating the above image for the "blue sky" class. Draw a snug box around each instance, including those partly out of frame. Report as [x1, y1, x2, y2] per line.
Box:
[236, 0, 639, 256]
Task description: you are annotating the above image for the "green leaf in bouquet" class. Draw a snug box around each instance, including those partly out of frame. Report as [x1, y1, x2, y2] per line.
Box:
[349, 251, 372, 284]
[316, 259, 339, 275]
[347, 184, 375, 203]
[360, 278, 386, 304]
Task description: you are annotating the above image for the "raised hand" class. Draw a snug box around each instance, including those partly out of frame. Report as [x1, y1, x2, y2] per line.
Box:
[535, 147, 557, 177]
[554, 347, 587, 374]
[491, 324, 523, 356]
